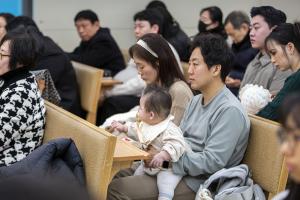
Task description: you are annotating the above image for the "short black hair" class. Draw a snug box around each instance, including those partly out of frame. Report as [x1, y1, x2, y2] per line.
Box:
[0, 13, 15, 24]
[74, 10, 99, 24]
[146, 0, 167, 10]
[0, 29, 37, 70]
[191, 34, 234, 82]
[5, 16, 40, 32]
[224, 11, 250, 29]
[200, 6, 223, 25]
[250, 6, 286, 28]
[133, 9, 163, 31]
[142, 84, 172, 119]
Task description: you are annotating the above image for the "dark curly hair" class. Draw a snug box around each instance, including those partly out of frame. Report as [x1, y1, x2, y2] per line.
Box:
[190, 33, 234, 82]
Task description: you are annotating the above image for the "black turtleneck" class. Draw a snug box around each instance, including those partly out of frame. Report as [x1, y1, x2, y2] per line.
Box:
[0, 67, 31, 94]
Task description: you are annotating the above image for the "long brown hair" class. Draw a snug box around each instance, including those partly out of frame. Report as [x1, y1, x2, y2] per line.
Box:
[129, 33, 185, 88]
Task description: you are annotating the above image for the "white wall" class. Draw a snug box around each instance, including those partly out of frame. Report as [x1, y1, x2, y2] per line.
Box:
[33, 0, 300, 51]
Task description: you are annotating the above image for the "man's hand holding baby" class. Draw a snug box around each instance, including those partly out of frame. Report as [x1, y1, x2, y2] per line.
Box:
[149, 150, 171, 168]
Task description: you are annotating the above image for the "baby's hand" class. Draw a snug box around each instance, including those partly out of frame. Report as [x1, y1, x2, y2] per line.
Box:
[110, 121, 128, 133]
[149, 151, 171, 168]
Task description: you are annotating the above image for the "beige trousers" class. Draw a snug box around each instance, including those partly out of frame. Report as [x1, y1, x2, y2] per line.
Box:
[107, 167, 195, 200]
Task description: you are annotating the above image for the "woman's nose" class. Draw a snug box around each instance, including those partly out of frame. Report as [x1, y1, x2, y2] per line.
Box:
[280, 142, 292, 156]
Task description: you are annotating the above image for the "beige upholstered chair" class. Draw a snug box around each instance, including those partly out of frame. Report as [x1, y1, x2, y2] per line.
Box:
[72, 61, 103, 124]
[243, 114, 288, 199]
[43, 101, 116, 200]
[121, 48, 130, 64]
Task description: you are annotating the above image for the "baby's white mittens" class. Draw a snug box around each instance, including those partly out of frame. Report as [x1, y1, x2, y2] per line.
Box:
[239, 84, 272, 114]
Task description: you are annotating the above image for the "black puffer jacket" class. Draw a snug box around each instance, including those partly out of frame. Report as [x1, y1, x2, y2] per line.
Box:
[0, 138, 85, 186]
[228, 34, 259, 95]
[165, 26, 191, 62]
[68, 28, 125, 76]
[36, 36, 83, 116]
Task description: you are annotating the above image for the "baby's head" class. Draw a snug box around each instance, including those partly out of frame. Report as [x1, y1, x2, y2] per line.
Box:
[138, 85, 172, 125]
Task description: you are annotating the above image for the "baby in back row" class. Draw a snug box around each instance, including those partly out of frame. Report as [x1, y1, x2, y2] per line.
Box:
[109, 84, 189, 200]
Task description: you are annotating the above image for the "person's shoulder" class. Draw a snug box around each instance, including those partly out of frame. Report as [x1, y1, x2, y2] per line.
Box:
[185, 94, 202, 108]
[94, 27, 115, 41]
[169, 81, 193, 97]
[218, 88, 248, 116]
[1, 75, 36, 97]
[170, 80, 191, 91]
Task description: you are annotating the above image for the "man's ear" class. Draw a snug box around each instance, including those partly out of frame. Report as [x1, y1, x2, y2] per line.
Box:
[94, 21, 100, 27]
[270, 25, 277, 31]
[211, 64, 222, 77]
[151, 24, 160, 34]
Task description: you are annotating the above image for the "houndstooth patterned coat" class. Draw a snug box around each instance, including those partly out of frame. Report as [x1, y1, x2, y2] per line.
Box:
[0, 68, 46, 167]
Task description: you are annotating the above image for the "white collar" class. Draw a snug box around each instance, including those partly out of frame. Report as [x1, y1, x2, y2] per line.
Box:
[139, 115, 174, 145]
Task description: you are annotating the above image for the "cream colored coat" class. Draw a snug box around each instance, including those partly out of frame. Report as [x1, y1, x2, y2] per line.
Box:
[127, 115, 187, 162]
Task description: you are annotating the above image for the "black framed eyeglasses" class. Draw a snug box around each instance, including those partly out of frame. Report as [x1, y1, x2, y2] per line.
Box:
[277, 127, 300, 150]
[0, 52, 10, 60]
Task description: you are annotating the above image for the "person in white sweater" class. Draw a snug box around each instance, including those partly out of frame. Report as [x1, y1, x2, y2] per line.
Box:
[97, 9, 182, 125]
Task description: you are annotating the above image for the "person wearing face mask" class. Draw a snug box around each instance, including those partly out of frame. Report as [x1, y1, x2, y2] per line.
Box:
[195, 6, 227, 40]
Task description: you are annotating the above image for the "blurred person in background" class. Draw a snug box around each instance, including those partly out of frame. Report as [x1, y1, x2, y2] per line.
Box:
[0, 13, 15, 41]
[195, 6, 227, 39]
[146, 0, 191, 62]
[67, 9, 125, 76]
[224, 11, 258, 95]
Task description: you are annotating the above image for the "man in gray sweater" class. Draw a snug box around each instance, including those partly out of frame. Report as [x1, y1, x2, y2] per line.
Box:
[107, 34, 250, 200]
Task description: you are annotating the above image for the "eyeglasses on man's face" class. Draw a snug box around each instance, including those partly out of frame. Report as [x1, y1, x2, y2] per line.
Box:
[0, 52, 10, 60]
[277, 127, 300, 150]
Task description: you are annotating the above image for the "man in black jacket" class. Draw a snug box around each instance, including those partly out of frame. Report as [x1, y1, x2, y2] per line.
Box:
[224, 11, 259, 95]
[67, 10, 125, 76]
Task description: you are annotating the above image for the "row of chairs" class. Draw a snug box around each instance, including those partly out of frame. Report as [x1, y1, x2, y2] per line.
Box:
[43, 99, 288, 200]
[72, 61, 103, 124]
[69, 51, 288, 199]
